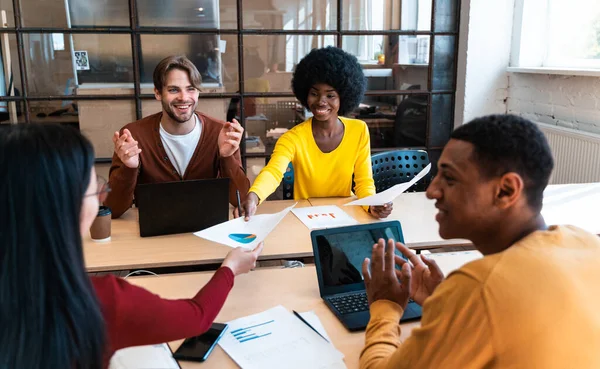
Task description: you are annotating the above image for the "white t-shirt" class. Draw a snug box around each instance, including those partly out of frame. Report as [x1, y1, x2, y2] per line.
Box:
[159, 115, 202, 177]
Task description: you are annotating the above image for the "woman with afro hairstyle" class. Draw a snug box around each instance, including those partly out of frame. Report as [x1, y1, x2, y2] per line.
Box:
[242, 46, 392, 219]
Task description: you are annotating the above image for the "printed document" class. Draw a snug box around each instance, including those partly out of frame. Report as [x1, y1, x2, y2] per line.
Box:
[194, 204, 296, 249]
[108, 343, 179, 369]
[345, 164, 431, 206]
[219, 305, 346, 369]
[291, 205, 358, 230]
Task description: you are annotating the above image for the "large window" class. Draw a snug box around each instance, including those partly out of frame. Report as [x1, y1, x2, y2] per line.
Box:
[0, 0, 460, 179]
[512, 0, 600, 69]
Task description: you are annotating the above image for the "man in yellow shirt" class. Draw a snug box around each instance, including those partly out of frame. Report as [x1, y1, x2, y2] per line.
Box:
[360, 114, 600, 368]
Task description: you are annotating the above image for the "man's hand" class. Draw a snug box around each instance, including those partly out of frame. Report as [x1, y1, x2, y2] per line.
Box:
[362, 238, 411, 309]
[112, 129, 141, 169]
[218, 119, 244, 158]
[394, 242, 444, 305]
[369, 202, 393, 218]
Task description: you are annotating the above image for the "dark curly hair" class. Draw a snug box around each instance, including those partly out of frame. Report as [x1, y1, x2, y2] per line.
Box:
[451, 114, 554, 212]
[291, 46, 366, 116]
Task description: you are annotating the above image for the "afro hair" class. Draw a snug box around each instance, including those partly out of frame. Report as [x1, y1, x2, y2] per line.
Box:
[451, 114, 554, 212]
[291, 46, 366, 116]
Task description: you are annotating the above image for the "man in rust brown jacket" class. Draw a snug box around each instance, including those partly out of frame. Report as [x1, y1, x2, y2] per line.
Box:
[105, 55, 249, 218]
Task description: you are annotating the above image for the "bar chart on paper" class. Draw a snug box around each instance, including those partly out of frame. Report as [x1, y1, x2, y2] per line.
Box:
[219, 306, 346, 369]
[230, 319, 274, 343]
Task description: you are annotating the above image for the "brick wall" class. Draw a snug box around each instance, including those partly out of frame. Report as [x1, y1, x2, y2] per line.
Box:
[507, 73, 600, 135]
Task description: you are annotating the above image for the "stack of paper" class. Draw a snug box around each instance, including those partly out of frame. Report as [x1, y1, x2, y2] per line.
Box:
[194, 204, 296, 249]
[219, 305, 346, 369]
[291, 206, 358, 230]
[108, 343, 179, 369]
[345, 164, 431, 206]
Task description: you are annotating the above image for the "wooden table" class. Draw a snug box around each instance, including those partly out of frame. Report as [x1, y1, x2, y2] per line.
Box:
[84, 200, 312, 272]
[84, 193, 472, 272]
[308, 193, 471, 249]
[127, 266, 419, 369]
[86, 183, 599, 273]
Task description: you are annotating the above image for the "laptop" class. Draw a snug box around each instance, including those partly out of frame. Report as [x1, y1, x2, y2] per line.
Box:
[311, 221, 422, 331]
[135, 178, 230, 237]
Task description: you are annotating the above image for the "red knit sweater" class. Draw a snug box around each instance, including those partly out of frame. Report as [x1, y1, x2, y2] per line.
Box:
[91, 267, 234, 366]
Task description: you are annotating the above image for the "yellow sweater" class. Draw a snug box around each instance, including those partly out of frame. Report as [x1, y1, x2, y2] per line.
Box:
[360, 225, 600, 369]
[249, 117, 376, 203]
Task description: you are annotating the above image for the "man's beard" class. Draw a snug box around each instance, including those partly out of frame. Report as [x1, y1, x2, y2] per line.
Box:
[162, 99, 196, 123]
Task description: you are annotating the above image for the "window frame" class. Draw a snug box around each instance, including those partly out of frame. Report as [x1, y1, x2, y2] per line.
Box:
[511, 0, 600, 70]
[0, 0, 461, 168]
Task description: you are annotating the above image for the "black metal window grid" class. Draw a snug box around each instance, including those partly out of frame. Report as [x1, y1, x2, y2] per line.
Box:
[0, 0, 460, 170]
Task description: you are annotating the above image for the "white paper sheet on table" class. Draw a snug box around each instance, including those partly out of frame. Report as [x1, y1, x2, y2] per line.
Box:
[108, 343, 179, 369]
[194, 204, 296, 249]
[219, 305, 346, 369]
[291, 206, 358, 230]
[299, 310, 333, 342]
[420, 250, 483, 276]
[345, 164, 431, 206]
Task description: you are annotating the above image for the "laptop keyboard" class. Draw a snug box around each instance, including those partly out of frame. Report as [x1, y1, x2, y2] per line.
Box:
[329, 293, 369, 315]
[329, 293, 417, 315]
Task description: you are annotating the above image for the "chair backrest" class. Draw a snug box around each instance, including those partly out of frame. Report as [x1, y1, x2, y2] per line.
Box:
[283, 162, 294, 199]
[371, 150, 430, 193]
[276, 100, 300, 129]
[393, 94, 428, 147]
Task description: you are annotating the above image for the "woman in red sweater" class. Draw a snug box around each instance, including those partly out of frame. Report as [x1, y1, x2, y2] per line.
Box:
[0, 123, 262, 369]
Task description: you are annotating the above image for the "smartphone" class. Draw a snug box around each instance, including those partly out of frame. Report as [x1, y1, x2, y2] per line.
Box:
[172, 323, 228, 362]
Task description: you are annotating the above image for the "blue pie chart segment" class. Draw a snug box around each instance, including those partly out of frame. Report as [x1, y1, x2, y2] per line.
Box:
[229, 233, 257, 244]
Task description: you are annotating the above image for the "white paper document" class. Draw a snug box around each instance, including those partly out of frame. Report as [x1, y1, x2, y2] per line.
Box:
[421, 250, 483, 276]
[219, 305, 346, 369]
[194, 204, 296, 249]
[299, 310, 332, 342]
[108, 343, 179, 369]
[291, 206, 358, 230]
[345, 163, 432, 206]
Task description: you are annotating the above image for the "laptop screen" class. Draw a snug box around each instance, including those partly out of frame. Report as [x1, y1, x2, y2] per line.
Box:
[312, 221, 405, 292]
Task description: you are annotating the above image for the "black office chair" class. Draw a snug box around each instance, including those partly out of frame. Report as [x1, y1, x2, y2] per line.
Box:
[371, 150, 430, 193]
[393, 91, 428, 147]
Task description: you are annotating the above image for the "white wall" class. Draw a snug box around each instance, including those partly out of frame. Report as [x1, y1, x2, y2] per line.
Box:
[456, 0, 600, 134]
[507, 74, 600, 135]
[454, 0, 515, 126]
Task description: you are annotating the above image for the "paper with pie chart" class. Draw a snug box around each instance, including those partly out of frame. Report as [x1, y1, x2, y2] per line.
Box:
[194, 203, 297, 249]
[345, 163, 431, 206]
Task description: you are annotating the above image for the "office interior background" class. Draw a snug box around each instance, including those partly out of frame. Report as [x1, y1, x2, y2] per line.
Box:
[0, 0, 598, 187]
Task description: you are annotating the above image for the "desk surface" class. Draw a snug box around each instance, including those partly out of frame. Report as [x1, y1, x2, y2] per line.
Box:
[127, 266, 419, 369]
[84, 193, 467, 272]
[309, 194, 471, 249]
[85, 183, 598, 272]
[83, 200, 312, 272]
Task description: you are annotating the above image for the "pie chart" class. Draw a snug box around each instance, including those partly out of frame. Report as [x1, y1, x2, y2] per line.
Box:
[229, 233, 257, 244]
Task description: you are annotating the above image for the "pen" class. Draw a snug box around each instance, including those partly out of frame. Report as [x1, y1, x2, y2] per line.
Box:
[292, 310, 329, 342]
[236, 190, 243, 217]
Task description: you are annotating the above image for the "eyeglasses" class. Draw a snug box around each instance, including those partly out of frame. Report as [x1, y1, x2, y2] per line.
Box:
[85, 176, 112, 203]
